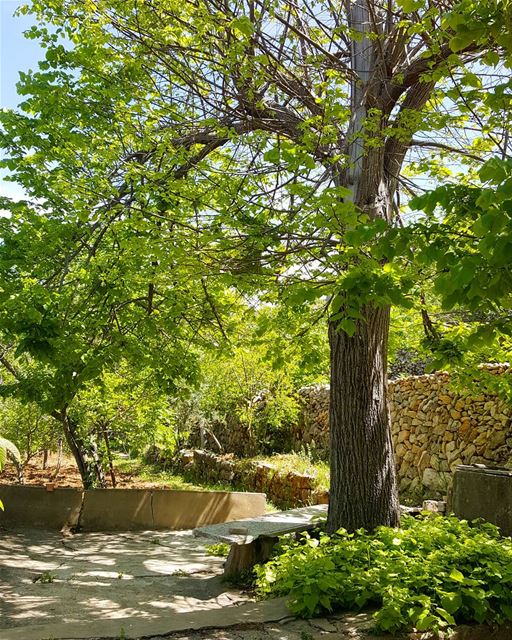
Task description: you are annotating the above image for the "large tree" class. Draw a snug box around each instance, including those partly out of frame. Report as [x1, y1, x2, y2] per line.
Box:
[1, 0, 511, 526]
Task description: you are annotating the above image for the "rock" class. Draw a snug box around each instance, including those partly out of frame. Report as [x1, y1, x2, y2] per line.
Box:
[445, 441, 456, 454]
[397, 430, 409, 443]
[422, 468, 450, 494]
[463, 444, 477, 461]
[423, 500, 447, 514]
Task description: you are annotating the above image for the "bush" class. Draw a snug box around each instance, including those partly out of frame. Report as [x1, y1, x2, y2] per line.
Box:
[254, 515, 512, 634]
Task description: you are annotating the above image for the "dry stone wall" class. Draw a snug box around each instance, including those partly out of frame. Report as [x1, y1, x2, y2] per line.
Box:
[296, 366, 512, 498]
[178, 449, 329, 509]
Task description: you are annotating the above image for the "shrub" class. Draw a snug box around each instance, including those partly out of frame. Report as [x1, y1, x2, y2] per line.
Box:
[254, 514, 512, 634]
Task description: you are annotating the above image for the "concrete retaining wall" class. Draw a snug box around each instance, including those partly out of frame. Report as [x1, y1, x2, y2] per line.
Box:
[0, 485, 83, 529]
[0, 484, 266, 531]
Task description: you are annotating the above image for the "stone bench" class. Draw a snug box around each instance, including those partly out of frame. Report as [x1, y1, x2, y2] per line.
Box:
[193, 504, 328, 577]
[193, 503, 428, 578]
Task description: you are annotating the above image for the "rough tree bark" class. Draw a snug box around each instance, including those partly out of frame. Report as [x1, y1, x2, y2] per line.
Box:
[327, 305, 399, 531]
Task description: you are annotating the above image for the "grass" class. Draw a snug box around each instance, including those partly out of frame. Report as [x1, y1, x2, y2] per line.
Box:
[114, 457, 248, 493]
[248, 452, 330, 491]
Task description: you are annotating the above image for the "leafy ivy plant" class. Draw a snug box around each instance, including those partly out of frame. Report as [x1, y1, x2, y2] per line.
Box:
[255, 514, 512, 634]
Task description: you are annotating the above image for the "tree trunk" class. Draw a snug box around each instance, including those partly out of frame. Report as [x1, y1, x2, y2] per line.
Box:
[327, 303, 400, 533]
[56, 410, 98, 489]
[90, 439, 108, 488]
[50, 438, 63, 481]
[324, 0, 401, 534]
[15, 460, 24, 484]
[100, 422, 117, 488]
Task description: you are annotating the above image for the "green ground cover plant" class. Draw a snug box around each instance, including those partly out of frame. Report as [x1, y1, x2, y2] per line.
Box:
[113, 458, 223, 492]
[255, 514, 512, 634]
[206, 543, 231, 557]
[248, 453, 330, 492]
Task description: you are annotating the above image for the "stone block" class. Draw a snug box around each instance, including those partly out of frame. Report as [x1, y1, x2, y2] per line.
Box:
[423, 499, 446, 514]
[450, 465, 512, 536]
[422, 468, 451, 495]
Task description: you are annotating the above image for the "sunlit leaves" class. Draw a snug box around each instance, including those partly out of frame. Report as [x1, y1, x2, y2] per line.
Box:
[229, 15, 255, 37]
[397, 0, 425, 13]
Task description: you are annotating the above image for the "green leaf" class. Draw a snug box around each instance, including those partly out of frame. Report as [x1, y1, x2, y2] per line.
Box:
[484, 51, 500, 66]
[449, 32, 475, 52]
[480, 158, 508, 184]
[415, 613, 439, 631]
[263, 148, 280, 163]
[0, 437, 20, 465]
[436, 608, 456, 625]
[303, 592, 319, 614]
[397, 0, 424, 12]
[449, 568, 465, 582]
[229, 16, 254, 36]
[339, 318, 356, 337]
[441, 591, 462, 614]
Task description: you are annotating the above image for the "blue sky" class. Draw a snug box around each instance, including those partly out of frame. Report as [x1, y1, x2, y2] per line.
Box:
[1, 0, 43, 200]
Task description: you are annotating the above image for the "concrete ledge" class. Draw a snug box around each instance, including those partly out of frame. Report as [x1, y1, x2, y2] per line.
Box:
[0, 485, 83, 530]
[80, 488, 153, 531]
[0, 484, 266, 531]
[450, 465, 512, 535]
[151, 489, 267, 530]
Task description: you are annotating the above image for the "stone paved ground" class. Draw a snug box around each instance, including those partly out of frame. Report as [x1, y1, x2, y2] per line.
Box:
[0, 526, 248, 631]
[0, 526, 385, 640]
[154, 612, 382, 640]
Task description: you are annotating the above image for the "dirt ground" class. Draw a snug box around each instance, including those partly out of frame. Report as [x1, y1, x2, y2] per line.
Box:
[0, 455, 171, 490]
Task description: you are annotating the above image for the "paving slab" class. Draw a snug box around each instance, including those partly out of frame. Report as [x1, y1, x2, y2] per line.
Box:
[0, 527, 250, 638]
[0, 597, 291, 640]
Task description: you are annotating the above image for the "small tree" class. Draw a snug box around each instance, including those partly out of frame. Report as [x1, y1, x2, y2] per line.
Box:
[0, 197, 212, 487]
[71, 363, 176, 485]
[0, 396, 59, 482]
